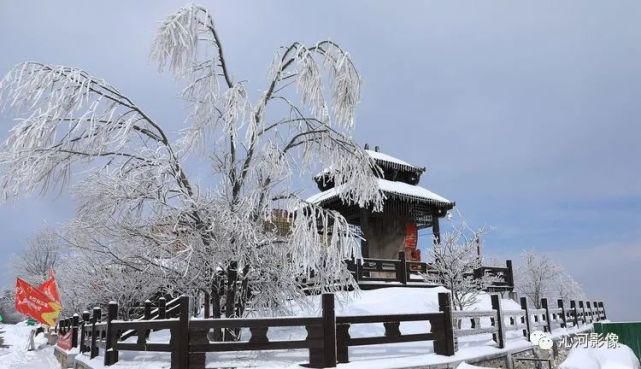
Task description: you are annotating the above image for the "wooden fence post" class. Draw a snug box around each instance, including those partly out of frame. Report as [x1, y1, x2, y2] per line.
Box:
[171, 295, 190, 369]
[71, 314, 79, 348]
[557, 300, 567, 329]
[434, 292, 455, 356]
[158, 297, 167, 319]
[80, 311, 90, 353]
[579, 301, 586, 324]
[189, 309, 208, 369]
[520, 297, 531, 339]
[202, 292, 210, 319]
[143, 300, 152, 340]
[541, 298, 552, 333]
[491, 294, 505, 348]
[104, 301, 119, 366]
[600, 302, 607, 320]
[90, 307, 100, 358]
[323, 293, 337, 367]
[505, 260, 514, 288]
[570, 301, 579, 327]
[354, 258, 362, 283]
[397, 251, 408, 285]
[307, 293, 337, 368]
[336, 323, 350, 364]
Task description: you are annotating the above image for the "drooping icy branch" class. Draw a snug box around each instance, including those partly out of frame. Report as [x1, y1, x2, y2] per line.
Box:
[0, 62, 191, 200]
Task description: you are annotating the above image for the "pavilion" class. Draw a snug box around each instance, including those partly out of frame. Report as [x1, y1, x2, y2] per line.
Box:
[307, 145, 455, 261]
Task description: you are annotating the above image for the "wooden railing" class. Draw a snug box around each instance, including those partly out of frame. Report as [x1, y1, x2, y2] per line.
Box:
[346, 252, 514, 292]
[56, 293, 607, 369]
[452, 295, 506, 348]
[335, 292, 454, 363]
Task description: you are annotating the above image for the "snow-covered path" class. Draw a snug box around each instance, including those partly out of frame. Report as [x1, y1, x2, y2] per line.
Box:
[0, 323, 59, 369]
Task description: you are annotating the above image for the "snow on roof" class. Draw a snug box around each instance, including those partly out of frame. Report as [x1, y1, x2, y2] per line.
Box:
[366, 149, 415, 167]
[366, 149, 425, 173]
[378, 178, 451, 203]
[306, 178, 452, 206]
[314, 150, 424, 179]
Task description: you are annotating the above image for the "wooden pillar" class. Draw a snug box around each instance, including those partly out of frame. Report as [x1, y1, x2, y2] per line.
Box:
[570, 301, 579, 327]
[359, 209, 369, 258]
[432, 213, 441, 245]
[434, 293, 455, 356]
[354, 259, 362, 282]
[143, 300, 152, 339]
[158, 297, 167, 319]
[90, 307, 100, 358]
[520, 297, 531, 339]
[80, 311, 90, 353]
[171, 295, 190, 369]
[322, 293, 337, 367]
[308, 294, 337, 368]
[336, 323, 351, 363]
[505, 260, 514, 289]
[397, 251, 408, 285]
[558, 300, 567, 328]
[104, 301, 119, 366]
[71, 314, 79, 348]
[203, 292, 210, 319]
[541, 298, 552, 333]
[491, 295, 505, 348]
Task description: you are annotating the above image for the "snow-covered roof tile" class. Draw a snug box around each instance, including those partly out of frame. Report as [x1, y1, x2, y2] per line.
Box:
[377, 179, 451, 204]
[314, 150, 424, 180]
[365, 150, 425, 173]
[306, 178, 452, 207]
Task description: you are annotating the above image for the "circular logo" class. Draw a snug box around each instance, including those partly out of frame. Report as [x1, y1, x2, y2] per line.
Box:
[538, 336, 553, 350]
[530, 330, 545, 345]
[530, 330, 553, 350]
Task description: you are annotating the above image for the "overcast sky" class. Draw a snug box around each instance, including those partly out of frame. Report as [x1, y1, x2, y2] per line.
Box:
[1, 1, 640, 320]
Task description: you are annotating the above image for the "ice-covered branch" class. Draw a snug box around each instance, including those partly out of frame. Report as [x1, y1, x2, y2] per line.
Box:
[0, 62, 186, 200]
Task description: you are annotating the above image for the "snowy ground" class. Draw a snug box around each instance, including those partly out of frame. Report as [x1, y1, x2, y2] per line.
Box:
[559, 344, 641, 369]
[0, 322, 58, 369]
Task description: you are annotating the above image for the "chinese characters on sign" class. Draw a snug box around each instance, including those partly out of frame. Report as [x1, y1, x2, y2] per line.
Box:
[562, 333, 619, 349]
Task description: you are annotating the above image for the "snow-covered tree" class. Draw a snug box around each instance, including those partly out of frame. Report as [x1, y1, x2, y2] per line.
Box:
[426, 216, 495, 311]
[0, 4, 383, 326]
[556, 271, 586, 302]
[13, 228, 62, 285]
[514, 250, 585, 308]
[55, 246, 167, 319]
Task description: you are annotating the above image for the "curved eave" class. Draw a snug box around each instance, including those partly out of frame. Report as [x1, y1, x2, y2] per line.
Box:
[373, 159, 426, 175]
[308, 190, 455, 212]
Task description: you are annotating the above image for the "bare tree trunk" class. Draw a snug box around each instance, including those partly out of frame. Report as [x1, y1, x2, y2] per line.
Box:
[238, 265, 251, 317]
[210, 280, 223, 341]
[224, 262, 239, 341]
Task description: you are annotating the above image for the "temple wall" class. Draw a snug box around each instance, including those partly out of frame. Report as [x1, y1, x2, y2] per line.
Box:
[362, 214, 409, 259]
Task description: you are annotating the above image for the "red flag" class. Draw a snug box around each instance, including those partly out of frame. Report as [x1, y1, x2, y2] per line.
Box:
[38, 276, 61, 305]
[15, 278, 61, 326]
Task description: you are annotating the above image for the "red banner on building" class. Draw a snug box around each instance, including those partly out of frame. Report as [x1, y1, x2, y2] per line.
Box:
[404, 223, 418, 249]
[15, 278, 62, 326]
